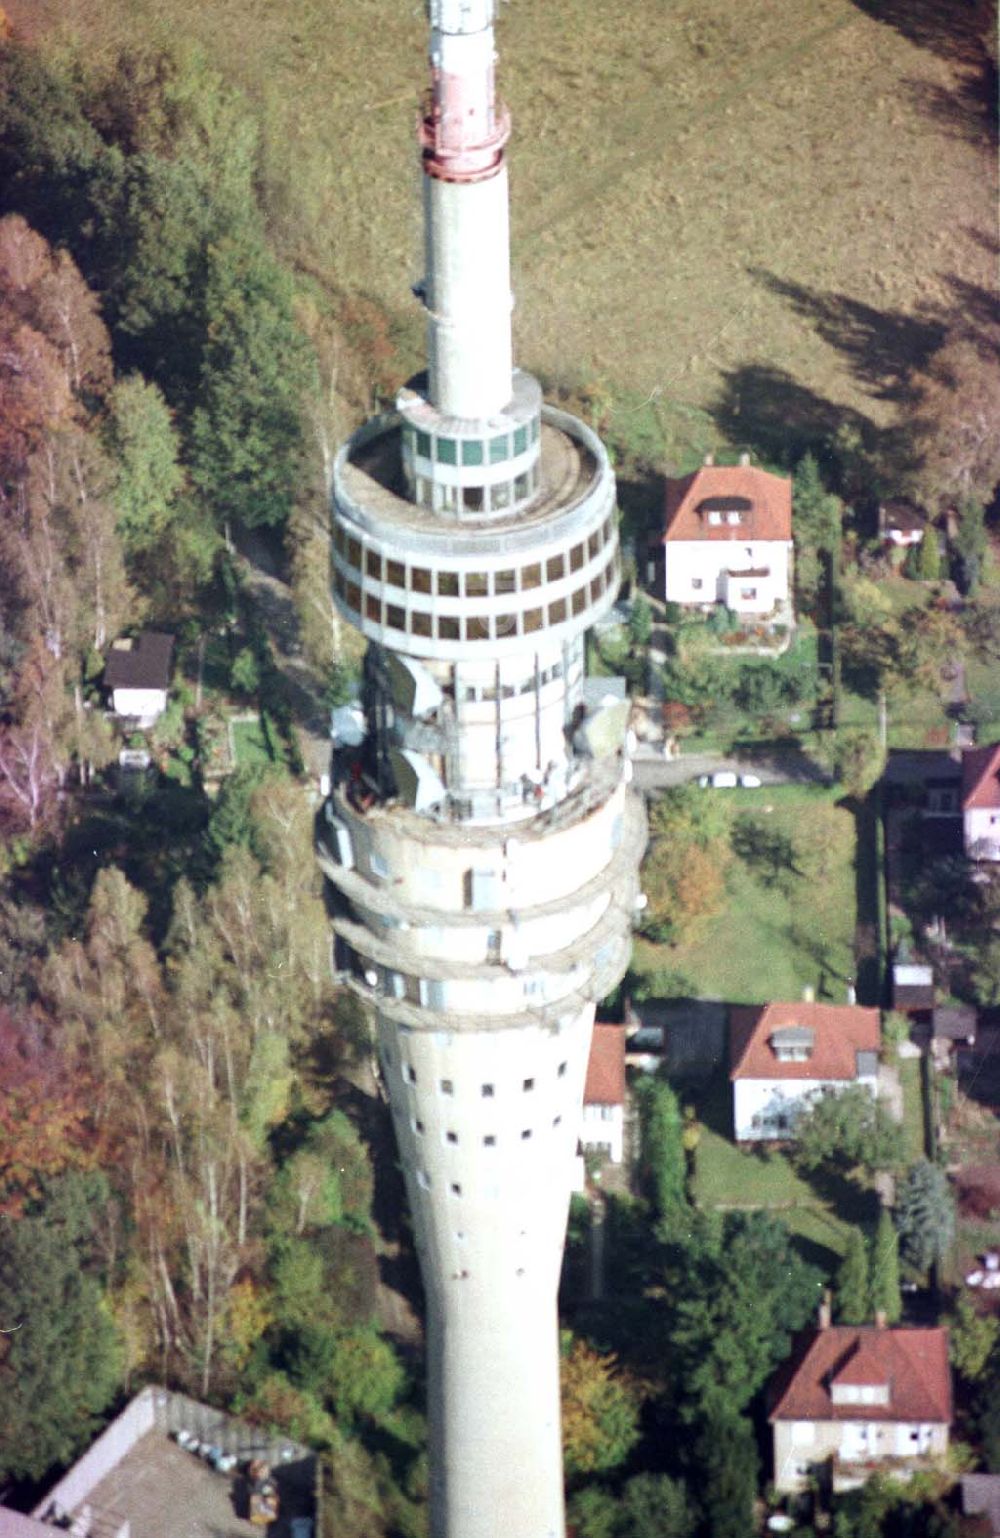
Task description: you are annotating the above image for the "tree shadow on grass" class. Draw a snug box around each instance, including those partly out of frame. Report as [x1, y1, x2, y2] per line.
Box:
[712, 362, 880, 472]
[844, 0, 994, 69]
[748, 269, 946, 406]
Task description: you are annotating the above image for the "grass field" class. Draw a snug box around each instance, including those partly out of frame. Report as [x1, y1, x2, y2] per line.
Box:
[10, 0, 994, 471]
[633, 785, 858, 1003]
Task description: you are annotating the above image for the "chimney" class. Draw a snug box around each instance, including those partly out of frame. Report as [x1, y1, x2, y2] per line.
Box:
[874, 1309, 887, 1330]
[818, 1291, 832, 1330]
[703, 452, 714, 467]
[739, 451, 750, 466]
[802, 985, 815, 1004]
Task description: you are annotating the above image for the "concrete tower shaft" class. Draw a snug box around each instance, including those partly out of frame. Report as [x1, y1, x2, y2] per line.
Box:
[320, 3, 645, 1535]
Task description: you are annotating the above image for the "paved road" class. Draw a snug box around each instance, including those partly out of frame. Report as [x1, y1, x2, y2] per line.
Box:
[632, 746, 832, 794]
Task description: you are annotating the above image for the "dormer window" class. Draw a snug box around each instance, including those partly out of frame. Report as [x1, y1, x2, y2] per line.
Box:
[770, 1025, 815, 1063]
[708, 511, 722, 526]
[727, 510, 742, 525]
[830, 1378, 890, 1407]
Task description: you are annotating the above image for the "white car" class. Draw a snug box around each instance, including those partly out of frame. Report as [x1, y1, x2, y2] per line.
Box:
[698, 772, 738, 789]
[739, 774, 763, 789]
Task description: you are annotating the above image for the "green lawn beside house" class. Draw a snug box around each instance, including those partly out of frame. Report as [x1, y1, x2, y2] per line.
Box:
[632, 786, 857, 1005]
[687, 1069, 876, 1273]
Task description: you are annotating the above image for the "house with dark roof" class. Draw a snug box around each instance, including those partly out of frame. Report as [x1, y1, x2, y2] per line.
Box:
[962, 742, 1000, 861]
[729, 1001, 881, 1143]
[878, 499, 927, 550]
[579, 1022, 626, 1166]
[105, 632, 175, 728]
[769, 1324, 951, 1494]
[660, 458, 793, 619]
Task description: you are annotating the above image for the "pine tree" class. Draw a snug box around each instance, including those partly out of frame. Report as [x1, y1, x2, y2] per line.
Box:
[917, 527, 941, 581]
[869, 1206, 902, 1323]
[836, 1227, 869, 1325]
[637, 1077, 688, 1220]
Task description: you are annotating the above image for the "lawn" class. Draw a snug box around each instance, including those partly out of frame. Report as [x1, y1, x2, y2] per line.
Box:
[19, 0, 994, 467]
[688, 1069, 876, 1273]
[899, 1056, 928, 1163]
[632, 785, 858, 1005]
[230, 715, 277, 770]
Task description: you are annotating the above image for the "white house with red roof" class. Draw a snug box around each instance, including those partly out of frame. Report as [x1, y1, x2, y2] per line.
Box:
[729, 1001, 881, 1143]
[660, 458, 793, 618]
[769, 1323, 951, 1493]
[579, 1022, 626, 1165]
[962, 742, 1000, 861]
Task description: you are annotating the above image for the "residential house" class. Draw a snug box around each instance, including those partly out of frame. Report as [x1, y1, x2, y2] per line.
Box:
[105, 632, 175, 728]
[962, 742, 1000, 861]
[879, 499, 926, 550]
[769, 1323, 951, 1494]
[660, 457, 793, 618]
[729, 1000, 880, 1143]
[580, 1022, 626, 1166]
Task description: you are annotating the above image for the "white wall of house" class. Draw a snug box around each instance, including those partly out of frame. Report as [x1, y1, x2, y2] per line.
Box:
[773, 1419, 949, 1494]
[663, 539, 791, 612]
[733, 1072, 877, 1142]
[580, 1101, 623, 1164]
[111, 686, 168, 726]
[964, 807, 1000, 860]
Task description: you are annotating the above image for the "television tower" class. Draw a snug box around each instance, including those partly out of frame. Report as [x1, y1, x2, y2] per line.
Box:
[318, 2, 645, 1533]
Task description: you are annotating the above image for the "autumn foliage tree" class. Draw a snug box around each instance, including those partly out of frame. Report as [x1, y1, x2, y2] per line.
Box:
[560, 1335, 641, 1480]
[640, 787, 731, 945]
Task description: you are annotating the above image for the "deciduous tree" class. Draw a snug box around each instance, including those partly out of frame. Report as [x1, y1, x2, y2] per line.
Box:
[560, 1336, 641, 1480]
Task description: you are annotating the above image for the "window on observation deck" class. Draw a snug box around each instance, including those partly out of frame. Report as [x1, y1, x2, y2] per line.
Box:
[386, 558, 405, 587]
[366, 549, 382, 579]
[386, 604, 405, 631]
[496, 568, 516, 594]
[461, 439, 484, 466]
[569, 543, 585, 573]
[412, 612, 432, 638]
[489, 434, 509, 465]
[465, 571, 489, 598]
[522, 562, 542, 589]
[437, 570, 459, 597]
[365, 594, 381, 623]
[514, 472, 529, 500]
[412, 567, 432, 594]
[346, 537, 361, 569]
[524, 608, 543, 634]
[588, 531, 601, 560]
[416, 430, 431, 457]
[530, 416, 540, 442]
[345, 582, 361, 612]
[436, 437, 457, 465]
[572, 587, 587, 616]
[547, 554, 565, 582]
[467, 616, 489, 641]
[438, 616, 460, 641]
[514, 425, 528, 455]
[492, 481, 511, 510]
[548, 598, 567, 625]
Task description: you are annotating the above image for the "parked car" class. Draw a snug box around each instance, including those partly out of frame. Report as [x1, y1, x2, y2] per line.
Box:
[740, 773, 763, 788]
[698, 771, 738, 788]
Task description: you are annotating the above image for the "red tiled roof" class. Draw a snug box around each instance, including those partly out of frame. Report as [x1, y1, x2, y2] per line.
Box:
[962, 743, 1000, 812]
[585, 1023, 626, 1107]
[662, 464, 792, 545]
[770, 1327, 951, 1425]
[729, 1001, 880, 1082]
